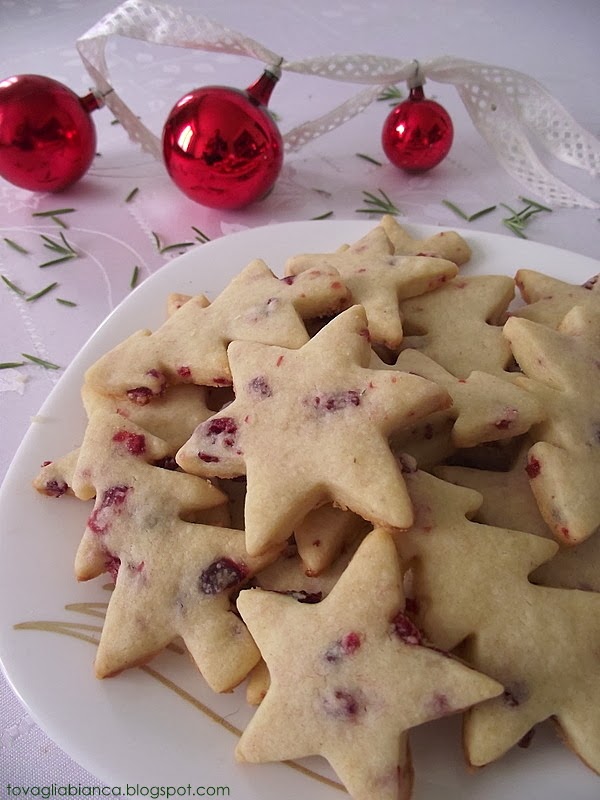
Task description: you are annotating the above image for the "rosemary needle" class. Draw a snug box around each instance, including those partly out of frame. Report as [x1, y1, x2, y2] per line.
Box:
[56, 298, 77, 307]
[159, 242, 195, 254]
[32, 208, 76, 218]
[311, 211, 334, 220]
[467, 205, 498, 221]
[3, 238, 29, 255]
[130, 266, 140, 289]
[1, 274, 26, 295]
[38, 255, 76, 268]
[0, 361, 25, 369]
[442, 200, 470, 221]
[125, 187, 139, 203]
[356, 153, 383, 166]
[26, 282, 58, 301]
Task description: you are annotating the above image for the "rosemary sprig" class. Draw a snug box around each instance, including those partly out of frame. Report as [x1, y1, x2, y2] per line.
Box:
[125, 187, 139, 203]
[356, 189, 401, 216]
[3, 238, 29, 255]
[38, 231, 78, 267]
[1, 274, 26, 295]
[40, 231, 77, 256]
[442, 200, 497, 222]
[356, 153, 383, 166]
[0, 361, 25, 369]
[130, 265, 140, 289]
[22, 352, 61, 370]
[311, 211, 334, 220]
[377, 85, 403, 105]
[191, 226, 211, 244]
[26, 282, 58, 302]
[501, 197, 552, 239]
[56, 298, 77, 307]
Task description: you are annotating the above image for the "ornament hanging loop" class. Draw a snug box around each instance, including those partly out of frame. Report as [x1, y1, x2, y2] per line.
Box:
[407, 60, 426, 90]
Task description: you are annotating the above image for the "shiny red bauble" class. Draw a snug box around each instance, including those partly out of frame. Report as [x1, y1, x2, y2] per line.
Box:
[0, 74, 101, 192]
[382, 85, 453, 173]
[162, 68, 283, 210]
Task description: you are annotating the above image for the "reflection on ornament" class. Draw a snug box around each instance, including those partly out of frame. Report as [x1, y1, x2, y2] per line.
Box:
[382, 85, 453, 173]
[0, 74, 102, 192]
[162, 66, 283, 210]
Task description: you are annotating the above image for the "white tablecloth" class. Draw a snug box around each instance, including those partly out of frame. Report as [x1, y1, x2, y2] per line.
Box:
[1, 0, 599, 789]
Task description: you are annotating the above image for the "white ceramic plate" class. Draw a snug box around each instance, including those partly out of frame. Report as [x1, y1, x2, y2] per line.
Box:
[1, 220, 599, 799]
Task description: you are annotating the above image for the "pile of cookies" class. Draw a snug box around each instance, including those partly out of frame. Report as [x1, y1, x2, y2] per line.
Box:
[34, 217, 600, 800]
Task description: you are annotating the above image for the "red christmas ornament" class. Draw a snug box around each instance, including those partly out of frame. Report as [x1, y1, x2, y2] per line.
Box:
[0, 74, 102, 192]
[162, 65, 283, 210]
[382, 84, 453, 173]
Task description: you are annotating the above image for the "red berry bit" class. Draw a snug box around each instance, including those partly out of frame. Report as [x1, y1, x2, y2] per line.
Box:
[494, 407, 519, 430]
[87, 485, 130, 535]
[502, 681, 529, 707]
[280, 275, 295, 285]
[126, 386, 154, 405]
[324, 631, 362, 663]
[525, 456, 542, 479]
[104, 551, 121, 583]
[247, 376, 273, 398]
[582, 274, 598, 290]
[431, 692, 451, 716]
[198, 452, 220, 463]
[312, 390, 361, 413]
[43, 479, 69, 498]
[390, 611, 424, 645]
[177, 365, 192, 380]
[198, 558, 249, 595]
[112, 430, 146, 456]
[206, 416, 238, 443]
[126, 369, 167, 404]
[322, 688, 365, 721]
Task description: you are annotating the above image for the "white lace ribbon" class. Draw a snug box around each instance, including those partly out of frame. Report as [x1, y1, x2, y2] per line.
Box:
[77, 0, 600, 208]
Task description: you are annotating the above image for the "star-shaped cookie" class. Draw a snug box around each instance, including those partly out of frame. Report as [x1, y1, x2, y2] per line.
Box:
[381, 214, 472, 265]
[399, 274, 515, 378]
[436, 444, 600, 593]
[512, 269, 600, 328]
[395, 470, 600, 771]
[236, 529, 502, 800]
[284, 223, 458, 350]
[503, 306, 600, 544]
[176, 305, 451, 555]
[85, 258, 350, 400]
[390, 348, 544, 448]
